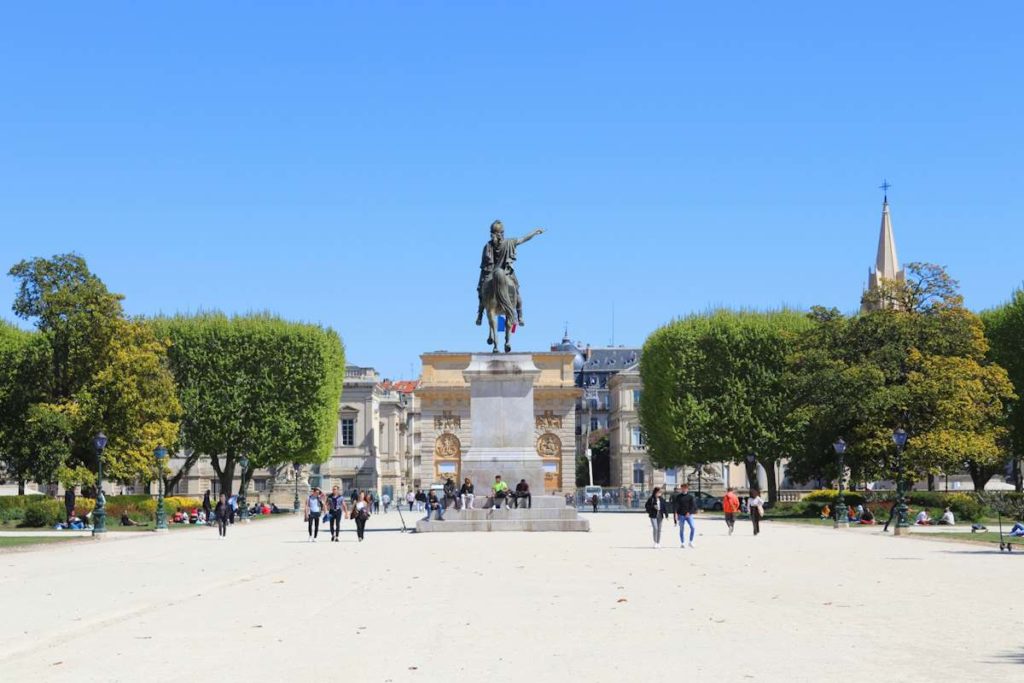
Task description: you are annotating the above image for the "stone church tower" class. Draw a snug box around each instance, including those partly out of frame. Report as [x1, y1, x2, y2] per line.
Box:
[861, 192, 905, 312]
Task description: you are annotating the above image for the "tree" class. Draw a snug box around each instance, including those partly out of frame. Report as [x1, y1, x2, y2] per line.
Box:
[981, 287, 1024, 491]
[0, 322, 61, 492]
[7, 254, 180, 485]
[794, 264, 1015, 490]
[639, 309, 812, 504]
[152, 313, 345, 496]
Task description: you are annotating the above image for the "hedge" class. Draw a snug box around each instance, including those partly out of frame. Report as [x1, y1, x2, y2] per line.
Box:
[4, 494, 203, 527]
[802, 490, 867, 506]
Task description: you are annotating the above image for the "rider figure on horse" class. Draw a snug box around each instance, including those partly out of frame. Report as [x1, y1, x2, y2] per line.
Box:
[475, 220, 544, 327]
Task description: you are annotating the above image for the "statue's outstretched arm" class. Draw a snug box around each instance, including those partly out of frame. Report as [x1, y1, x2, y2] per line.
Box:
[514, 228, 545, 246]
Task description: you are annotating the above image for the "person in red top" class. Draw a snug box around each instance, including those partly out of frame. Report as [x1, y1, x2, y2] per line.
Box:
[722, 487, 741, 536]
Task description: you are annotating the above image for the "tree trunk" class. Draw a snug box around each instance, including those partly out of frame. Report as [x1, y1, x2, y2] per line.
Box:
[743, 459, 757, 492]
[17, 478, 25, 495]
[927, 474, 935, 491]
[968, 463, 992, 491]
[764, 460, 778, 505]
[1014, 458, 1023, 493]
[210, 450, 236, 497]
[165, 449, 199, 495]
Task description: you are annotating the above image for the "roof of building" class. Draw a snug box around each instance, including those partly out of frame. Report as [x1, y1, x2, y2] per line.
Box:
[379, 379, 419, 394]
[579, 347, 640, 372]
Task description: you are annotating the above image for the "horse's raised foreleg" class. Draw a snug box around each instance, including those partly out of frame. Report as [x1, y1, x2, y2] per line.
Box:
[504, 325, 512, 353]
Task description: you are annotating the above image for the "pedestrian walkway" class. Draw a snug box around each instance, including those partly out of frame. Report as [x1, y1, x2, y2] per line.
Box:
[0, 513, 1020, 682]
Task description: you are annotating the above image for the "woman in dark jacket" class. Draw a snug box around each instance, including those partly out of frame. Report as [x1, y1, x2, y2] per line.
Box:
[214, 493, 229, 538]
[645, 487, 669, 549]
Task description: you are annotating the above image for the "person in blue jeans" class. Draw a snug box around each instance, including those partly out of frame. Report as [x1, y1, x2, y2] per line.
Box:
[423, 490, 445, 522]
[673, 483, 697, 548]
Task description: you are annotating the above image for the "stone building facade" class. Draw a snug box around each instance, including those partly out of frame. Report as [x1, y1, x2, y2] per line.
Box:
[161, 366, 418, 504]
[416, 351, 579, 493]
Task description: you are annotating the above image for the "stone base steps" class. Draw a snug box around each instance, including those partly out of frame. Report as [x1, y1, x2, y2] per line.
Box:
[437, 508, 579, 521]
[415, 495, 589, 532]
[416, 518, 590, 532]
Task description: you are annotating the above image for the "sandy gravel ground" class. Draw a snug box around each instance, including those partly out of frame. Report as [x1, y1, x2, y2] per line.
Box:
[1, 511, 1021, 682]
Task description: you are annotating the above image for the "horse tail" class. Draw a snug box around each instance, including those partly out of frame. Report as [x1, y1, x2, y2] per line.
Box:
[491, 269, 516, 321]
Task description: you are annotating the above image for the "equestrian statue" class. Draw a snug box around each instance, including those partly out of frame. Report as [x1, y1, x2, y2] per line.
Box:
[475, 220, 544, 353]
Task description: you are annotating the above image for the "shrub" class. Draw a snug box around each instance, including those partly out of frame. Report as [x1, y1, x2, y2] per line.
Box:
[802, 489, 866, 506]
[164, 496, 202, 512]
[21, 499, 63, 527]
[944, 492, 987, 522]
[0, 507, 25, 523]
[0, 495, 44, 512]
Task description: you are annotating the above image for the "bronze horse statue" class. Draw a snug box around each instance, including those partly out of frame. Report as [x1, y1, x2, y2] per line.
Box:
[480, 266, 517, 353]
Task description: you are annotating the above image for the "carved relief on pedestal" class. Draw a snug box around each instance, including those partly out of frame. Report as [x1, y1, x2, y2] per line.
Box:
[536, 432, 562, 459]
[535, 410, 563, 431]
[434, 432, 462, 458]
[434, 410, 462, 432]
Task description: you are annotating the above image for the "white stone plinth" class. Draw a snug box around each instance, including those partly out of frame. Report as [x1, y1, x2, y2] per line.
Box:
[460, 354, 546, 495]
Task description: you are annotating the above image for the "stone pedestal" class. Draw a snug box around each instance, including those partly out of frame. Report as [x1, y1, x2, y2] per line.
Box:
[458, 354, 547, 496]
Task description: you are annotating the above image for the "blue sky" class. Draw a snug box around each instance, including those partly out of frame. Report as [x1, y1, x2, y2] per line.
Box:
[1, 3, 1021, 378]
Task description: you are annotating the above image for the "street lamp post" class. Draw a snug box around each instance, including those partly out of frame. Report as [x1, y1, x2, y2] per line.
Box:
[154, 445, 168, 531]
[238, 455, 250, 522]
[833, 437, 847, 529]
[585, 448, 594, 487]
[892, 428, 910, 536]
[293, 462, 301, 513]
[92, 433, 108, 535]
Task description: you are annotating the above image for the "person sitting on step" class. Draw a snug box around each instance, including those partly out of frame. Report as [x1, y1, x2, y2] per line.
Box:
[491, 475, 511, 510]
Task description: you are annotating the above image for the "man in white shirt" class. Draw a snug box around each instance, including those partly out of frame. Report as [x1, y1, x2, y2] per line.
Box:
[938, 507, 955, 526]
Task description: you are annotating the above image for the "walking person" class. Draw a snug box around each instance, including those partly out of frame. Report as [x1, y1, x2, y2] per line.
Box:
[645, 487, 669, 549]
[202, 490, 213, 526]
[406, 490, 415, 512]
[327, 485, 348, 542]
[674, 483, 697, 548]
[722, 487, 740, 535]
[214, 493, 229, 538]
[748, 487, 765, 536]
[305, 487, 325, 542]
[460, 477, 475, 511]
[591, 493, 599, 513]
[382, 492, 391, 514]
[352, 491, 370, 541]
[64, 486, 76, 525]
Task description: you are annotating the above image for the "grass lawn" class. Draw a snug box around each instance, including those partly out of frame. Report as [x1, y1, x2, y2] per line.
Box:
[0, 536, 81, 548]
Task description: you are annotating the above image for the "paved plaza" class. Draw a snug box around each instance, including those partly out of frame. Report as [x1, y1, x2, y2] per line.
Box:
[1, 513, 1021, 682]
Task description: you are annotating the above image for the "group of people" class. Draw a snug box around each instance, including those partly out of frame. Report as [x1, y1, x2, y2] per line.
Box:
[302, 485, 373, 542]
[644, 484, 764, 549]
[417, 475, 534, 522]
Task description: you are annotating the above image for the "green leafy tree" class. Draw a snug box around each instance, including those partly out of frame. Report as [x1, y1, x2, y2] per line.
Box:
[6, 254, 180, 485]
[639, 309, 812, 503]
[794, 264, 1015, 490]
[152, 313, 345, 495]
[981, 287, 1024, 491]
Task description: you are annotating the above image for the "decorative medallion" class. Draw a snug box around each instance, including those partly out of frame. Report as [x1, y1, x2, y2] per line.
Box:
[434, 410, 462, 432]
[434, 432, 462, 459]
[535, 410, 563, 431]
[536, 432, 562, 459]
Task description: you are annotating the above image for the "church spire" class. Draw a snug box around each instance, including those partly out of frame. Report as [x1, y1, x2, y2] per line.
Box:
[861, 182, 906, 312]
[874, 194, 900, 280]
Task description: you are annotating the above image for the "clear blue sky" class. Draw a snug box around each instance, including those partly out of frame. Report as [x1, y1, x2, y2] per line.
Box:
[2, 3, 1021, 378]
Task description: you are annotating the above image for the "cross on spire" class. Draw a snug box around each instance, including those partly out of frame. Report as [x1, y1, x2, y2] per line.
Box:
[879, 179, 891, 201]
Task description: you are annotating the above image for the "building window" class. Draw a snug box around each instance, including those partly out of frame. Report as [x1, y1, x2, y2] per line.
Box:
[633, 461, 646, 486]
[664, 468, 678, 485]
[254, 478, 267, 492]
[631, 426, 645, 448]
[591, 417, 599, 432]
[632, 389, 643, 406]
[342, 418, 355, 446]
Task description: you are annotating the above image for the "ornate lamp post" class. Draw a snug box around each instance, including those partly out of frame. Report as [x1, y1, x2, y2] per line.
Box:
[892, 427, 910, 536]
[154, 445, 168, 531]
[833, 437, 847, 529]
[293, 462, 301, 513]
[92, 433, 108, 535]
[238, 455, 250, 522]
